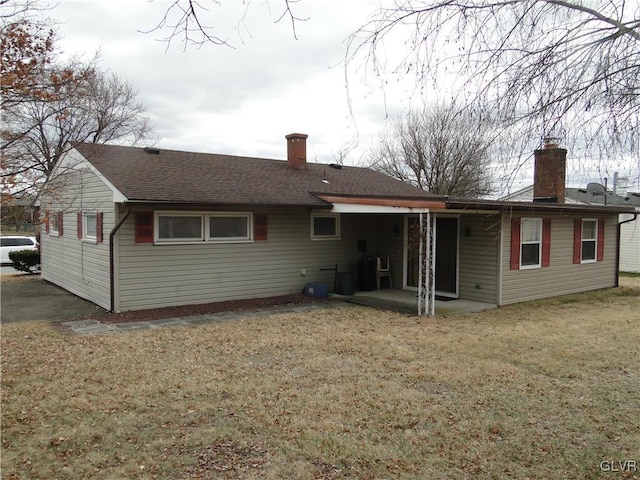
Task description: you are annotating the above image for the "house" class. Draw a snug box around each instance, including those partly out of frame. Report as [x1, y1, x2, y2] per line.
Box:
[503, 179, 640, 274]
[1, 192, 39, 233]
[39, 134, 636, 315]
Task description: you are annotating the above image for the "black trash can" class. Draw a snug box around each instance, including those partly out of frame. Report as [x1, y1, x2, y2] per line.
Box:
[336, 272, 355, 295]
[359, 255, 377, 291]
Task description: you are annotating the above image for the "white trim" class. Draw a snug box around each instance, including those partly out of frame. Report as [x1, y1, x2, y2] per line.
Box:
[49, 217, 60, 237]
[208, 213, 253, 243]
[83, 212, 98, 242]
[519, 217, 542, 269]
[155, 212, 204, 243]
[580, 218, 598, 263]
[497, 215, 505, 306]
[153, 211, 254, 244]
[310, 212, 341, 241]
[330, 203, 431, 214]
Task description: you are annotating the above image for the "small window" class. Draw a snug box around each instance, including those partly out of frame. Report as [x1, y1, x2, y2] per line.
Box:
[84, 213, 97, 240]
[581, 219, 597, 262]
[50, 214, 59, 236]
[157, 215, 203, 242]
[520, 218, 542, 268]
[311, 213, 340, 240]
[208, 214, 251, 241]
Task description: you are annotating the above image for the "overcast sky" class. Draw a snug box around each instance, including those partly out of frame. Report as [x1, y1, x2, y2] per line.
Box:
[48, 0, 639, 195]
[51, 0, 394, 163]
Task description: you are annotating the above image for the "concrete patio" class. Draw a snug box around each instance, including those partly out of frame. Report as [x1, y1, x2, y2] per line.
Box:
[333, 288, 497, 316]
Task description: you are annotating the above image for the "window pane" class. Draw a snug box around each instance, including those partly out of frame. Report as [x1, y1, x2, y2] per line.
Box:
[582, 220, 596, 240]
[521, 218, 541, 242]
[158, 216, 202, 239]
[521, 244, 540, 266]
[86, 215, 97, 237]
[1, 238, 34, 247]
[209, 216, 248, 238]
[582, 240, 596, 261]
[314, 216, 337, 236]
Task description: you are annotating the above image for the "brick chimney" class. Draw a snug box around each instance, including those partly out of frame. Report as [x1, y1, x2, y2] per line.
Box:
[533, 138, 567, 203]
[286, 133, 308, 170]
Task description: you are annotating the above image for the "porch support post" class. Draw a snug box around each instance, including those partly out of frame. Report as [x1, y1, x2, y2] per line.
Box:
[429, 214, 436, 316]
[417, 211, 435, 317]
[418, 213, 424, 316]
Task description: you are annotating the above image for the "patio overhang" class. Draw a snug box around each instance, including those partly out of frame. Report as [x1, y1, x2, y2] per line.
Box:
[315, 194, 446, 214]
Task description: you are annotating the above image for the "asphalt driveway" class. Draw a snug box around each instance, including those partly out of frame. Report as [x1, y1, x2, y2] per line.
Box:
[1, 276, 106, 323]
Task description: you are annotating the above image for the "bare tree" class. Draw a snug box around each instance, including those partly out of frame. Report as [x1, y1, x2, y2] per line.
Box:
[347, 1, 640, 159]
[143, 0, 306, 50]
[369, 104, 495, 197]
[2, 68, 154, 196]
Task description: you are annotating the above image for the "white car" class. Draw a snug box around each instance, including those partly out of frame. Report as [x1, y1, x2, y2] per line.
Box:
[0, 236, 38, 265]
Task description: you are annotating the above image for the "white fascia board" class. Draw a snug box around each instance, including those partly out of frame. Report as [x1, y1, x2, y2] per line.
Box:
[330, 203, 431, 214]
[59, 148, 128, 203]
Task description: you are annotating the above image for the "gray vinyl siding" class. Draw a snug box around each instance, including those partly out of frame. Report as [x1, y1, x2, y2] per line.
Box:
[115, 210, 399, 311]
[40, 165, 114, 310]
[619, 214, 640, 273]
[458, 214, 500, 303]
[500, 214, 618, 305]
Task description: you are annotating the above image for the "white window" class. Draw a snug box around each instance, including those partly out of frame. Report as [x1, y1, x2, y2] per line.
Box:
[208, 214, 252, 242]
[311, 213, 340, 240]
[84, 213, 97, 240]
[157, 214, 203, 242]
[154, 212, 253, 244]
[581, 219, 597, 263]
[520, 218, 542, 268]
[49, 214, 59, 236]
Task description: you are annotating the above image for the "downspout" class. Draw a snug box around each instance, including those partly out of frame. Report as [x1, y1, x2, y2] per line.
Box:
[109, 206, 131, 312]
[616, 213, 638, 287]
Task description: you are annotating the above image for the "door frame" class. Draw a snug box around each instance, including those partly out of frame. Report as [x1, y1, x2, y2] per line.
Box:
[403, 214, 460, 298]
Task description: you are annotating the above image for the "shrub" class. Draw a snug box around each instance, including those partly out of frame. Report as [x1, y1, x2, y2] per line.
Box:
[8, 249, 40, 274]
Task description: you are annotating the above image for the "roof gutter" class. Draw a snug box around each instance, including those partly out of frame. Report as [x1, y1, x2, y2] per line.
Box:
[615, 212, 638, 287]
[109, 207, 131, 313]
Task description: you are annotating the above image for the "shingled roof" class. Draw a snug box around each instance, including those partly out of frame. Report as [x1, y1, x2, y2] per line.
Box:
[74, 142, 437, 207]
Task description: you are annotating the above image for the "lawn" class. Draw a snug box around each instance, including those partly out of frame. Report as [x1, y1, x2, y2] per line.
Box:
[2, 283, 639, 479]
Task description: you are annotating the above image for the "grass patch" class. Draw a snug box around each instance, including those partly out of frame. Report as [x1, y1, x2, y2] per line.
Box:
[2, 285, 639, 479]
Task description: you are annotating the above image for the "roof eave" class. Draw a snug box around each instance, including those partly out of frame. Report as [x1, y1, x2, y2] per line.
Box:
[446, 198, 637, 214]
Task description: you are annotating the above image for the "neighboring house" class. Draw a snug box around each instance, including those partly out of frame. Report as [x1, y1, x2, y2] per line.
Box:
[1, 193, 39, 233]
[503, 183, 640, 274]
[39, 134, 635, 314]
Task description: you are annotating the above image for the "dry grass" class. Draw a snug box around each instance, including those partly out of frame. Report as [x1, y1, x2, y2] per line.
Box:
[2, 285, 639, 479]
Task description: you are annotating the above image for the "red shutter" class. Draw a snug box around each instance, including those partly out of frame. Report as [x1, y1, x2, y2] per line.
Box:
[573, 219, 582, 264]
[542, 218, 551, 267]
[77, 212, 83, 239]
[57, 212, 64, 236]
[510, 218, 521, 270]
[96, 212, 104, 243]
[135, 212, 154, 243]
[45, 211, 50, 234]
[597, 218, 605, 262]
[254, 214, 267, 241]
